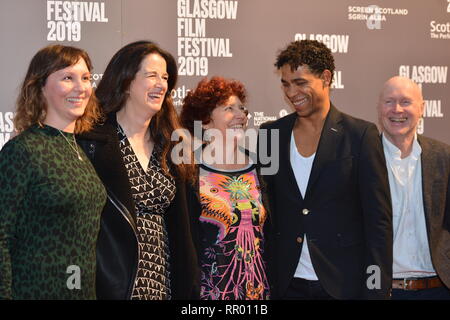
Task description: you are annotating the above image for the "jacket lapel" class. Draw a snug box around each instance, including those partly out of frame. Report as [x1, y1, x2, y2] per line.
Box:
[279, 113, 304, 202]
[304, 104, 343, 200]
[418, 136, 433, 232]
[79, 114, 137, 220]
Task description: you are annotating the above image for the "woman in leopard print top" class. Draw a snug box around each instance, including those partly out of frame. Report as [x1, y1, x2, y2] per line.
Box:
[0, 45, 106, 299]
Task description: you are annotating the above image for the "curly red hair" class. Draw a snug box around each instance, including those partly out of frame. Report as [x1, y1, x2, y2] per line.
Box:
[180, 76, 247, 135]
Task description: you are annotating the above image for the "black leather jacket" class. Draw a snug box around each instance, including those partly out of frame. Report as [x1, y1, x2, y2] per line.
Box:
[78, 114, 199, 299]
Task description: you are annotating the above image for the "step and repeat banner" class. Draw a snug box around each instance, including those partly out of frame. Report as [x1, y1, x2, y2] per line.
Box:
[1, 0, 449, 149]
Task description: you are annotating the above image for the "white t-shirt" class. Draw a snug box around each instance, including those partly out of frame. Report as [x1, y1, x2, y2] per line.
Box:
[290, 132, 318, 280]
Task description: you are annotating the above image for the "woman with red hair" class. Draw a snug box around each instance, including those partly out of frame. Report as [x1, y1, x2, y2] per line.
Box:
[181, 77, 270, 300]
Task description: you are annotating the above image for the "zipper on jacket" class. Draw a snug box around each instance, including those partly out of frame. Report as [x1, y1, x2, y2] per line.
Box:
[107, 193, 140, 299]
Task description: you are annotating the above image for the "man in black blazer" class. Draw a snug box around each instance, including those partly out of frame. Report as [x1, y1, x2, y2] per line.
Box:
[377, 76, 450, 299]
[259, 40, 393, 299]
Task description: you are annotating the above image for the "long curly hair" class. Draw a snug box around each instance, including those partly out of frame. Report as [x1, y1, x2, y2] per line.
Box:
[95, 40, 194, 182]
[180, 76, 247, 137]
[14, 44, 100, 134]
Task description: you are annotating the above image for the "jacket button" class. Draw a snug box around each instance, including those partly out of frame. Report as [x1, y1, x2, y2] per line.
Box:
[302, 208, 310, 215]
[296, 237, 303, 244]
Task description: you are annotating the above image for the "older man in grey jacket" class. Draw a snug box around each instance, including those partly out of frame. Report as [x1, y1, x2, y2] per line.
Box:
[377, 76, 450, 299]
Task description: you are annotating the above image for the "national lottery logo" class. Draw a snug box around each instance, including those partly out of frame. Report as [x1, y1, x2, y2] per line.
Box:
[279, 109, 288, 118]
[46, 1, 108, 42]
[253, 112, 277, 126]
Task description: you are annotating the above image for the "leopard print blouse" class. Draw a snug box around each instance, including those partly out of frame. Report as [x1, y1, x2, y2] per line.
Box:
[0, 125, 106, 299]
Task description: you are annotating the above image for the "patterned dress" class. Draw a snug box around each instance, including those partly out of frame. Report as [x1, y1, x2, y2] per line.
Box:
[117, 125, 175, 300]
[198, 163, 270, 300]
[0, 125, 106, 299]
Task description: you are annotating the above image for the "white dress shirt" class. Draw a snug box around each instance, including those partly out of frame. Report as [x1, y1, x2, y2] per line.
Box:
[382, 134, 436, 279]
[290, 133, 319, 280]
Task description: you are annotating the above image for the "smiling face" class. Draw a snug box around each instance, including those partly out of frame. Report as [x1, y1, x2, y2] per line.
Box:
[280, 64, 331, 118]
[42, 57, 92, 130]
[126, 53, 168, 117]
[204, 95, 248, 143]
[378, 77, 424, 144]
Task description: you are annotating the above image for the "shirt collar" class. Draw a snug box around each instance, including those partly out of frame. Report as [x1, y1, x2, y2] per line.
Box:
[410, 135, 422, 160]
[382, 133, 422, 161]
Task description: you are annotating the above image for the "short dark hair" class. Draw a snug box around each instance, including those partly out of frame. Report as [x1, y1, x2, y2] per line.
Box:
[275, 40, 335, 83]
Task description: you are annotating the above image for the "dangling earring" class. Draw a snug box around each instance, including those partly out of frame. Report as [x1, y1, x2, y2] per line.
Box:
[203, 128, 211, 142]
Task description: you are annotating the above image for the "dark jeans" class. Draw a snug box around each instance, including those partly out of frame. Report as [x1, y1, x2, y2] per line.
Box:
[392, 286, 450, 300]
[284, 278, 335, 300]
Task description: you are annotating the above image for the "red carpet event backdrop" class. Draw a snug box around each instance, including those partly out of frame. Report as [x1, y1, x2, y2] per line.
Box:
[1, 0, 449, 149]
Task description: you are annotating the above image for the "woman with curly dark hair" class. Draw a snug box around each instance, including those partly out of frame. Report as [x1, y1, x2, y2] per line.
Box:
[78, 41, 198, 300]
[181, 76, 270, 300]
[0, 45, 106, 299]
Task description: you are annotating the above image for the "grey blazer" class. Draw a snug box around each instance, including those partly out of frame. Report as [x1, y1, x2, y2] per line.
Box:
[418, 135, 450, 288]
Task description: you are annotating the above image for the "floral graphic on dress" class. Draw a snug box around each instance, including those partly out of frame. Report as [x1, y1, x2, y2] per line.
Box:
[199, 169, 269, 300]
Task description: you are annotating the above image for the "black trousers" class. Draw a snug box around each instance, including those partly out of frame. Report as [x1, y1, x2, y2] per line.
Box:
[283, 278, 335, 300]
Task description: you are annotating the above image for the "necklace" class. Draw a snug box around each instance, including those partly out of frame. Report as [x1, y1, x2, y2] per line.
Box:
[57, 129, 83, 161]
